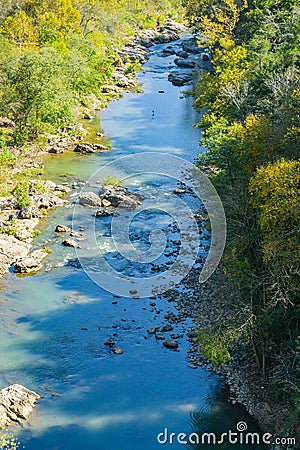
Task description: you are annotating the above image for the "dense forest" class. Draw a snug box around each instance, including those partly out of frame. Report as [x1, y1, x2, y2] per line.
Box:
[184, 0, 300, 436]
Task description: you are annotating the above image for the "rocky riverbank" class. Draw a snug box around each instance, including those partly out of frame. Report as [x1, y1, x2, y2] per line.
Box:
[151, 265, 296, 448]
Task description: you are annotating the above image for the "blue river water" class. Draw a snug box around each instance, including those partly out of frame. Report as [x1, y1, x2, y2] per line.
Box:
[0, 36, 266, 449]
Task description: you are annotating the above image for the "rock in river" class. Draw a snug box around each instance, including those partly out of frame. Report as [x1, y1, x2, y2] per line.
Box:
[112, 346, 124, 355]
[174, 58, 196, 68]
[168, 70, 193, 87]
[62, 238, 81, 249]
[0, 384, 40, 426]
[163, 340, 179, 349]
[98, 185, 145, 209]
[55, 224, 71, 233]
[79, 192, 102, 207]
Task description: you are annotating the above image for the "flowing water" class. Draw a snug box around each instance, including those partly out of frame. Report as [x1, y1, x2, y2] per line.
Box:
[0, 37, 266, 449]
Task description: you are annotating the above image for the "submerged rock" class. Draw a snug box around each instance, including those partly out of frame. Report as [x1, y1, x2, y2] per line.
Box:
[0, 384, 40, 426]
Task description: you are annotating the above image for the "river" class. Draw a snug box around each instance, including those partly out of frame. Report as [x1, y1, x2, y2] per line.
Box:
[0, 36, 266, 449]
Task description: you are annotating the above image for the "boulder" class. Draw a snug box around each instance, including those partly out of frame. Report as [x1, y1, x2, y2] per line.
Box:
[18, 205, 43, 219]
[0, 234, 30, 276]
[31, 193, 66, 209]
[94, 209, 114, 218]
[48, 146, 64, 154]
[112, 346, 124, 355]
[54, 184, 72, 194]
[162, 48, 175, 57]
[104, 338, 115, 347]
[98, 185, 145, 209]
[0, 197, 17, 210]
[74, 143, 96, 154]
[0, 117, 15, 128]
[55, 225, 71, 233]
[176, 50, 189, 58]
[181, 37, 202, 54]
[174, 58, 196, 68]
[62, 238, 81, 249]
[0, 384, 40, 426]
[93, 143, 111, 151]
[163, 340, 179, 349]
[14, 249, 48, 274]
[79, 192, 102, 208]
[113, 71, 136, 89]
[168, 70, 193, 86]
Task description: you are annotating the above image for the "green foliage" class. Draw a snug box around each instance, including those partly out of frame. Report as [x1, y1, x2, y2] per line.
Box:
[186, 0, 300, 433]
[198, 329, 232, 365]
[13, 180, 31, 209]
[101, 176, 123, 187]
[0, 146, 16, 167]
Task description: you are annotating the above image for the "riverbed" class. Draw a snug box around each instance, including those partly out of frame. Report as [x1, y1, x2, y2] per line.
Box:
[0, 36, 266, 449]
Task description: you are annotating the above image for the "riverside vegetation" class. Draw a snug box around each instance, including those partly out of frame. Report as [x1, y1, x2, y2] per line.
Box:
[184, 0, 300, 440]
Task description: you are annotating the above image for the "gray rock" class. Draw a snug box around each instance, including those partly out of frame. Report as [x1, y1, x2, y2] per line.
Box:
[155, 333, 165, 340]
[112, 346, 124, 355]
[93, 143, 111, 151]
[74, 143, 96, 154]
[182, 38, 202, 54]
[55, 225, 71, 233]
[31, 193, 66, 209]
[62, 238, 81, 249]
[54, 185, 71, 194]
[0, 117, 15, 128]
[14, 249, 48, 274]
[176, 50, 189, 58]
[94, 209, 114, 218]
[104, 338, 115, 347]
[98, 185, 145, 209]
[0, 384, 40, 426]
[163, 340, 179, 349]
[147, 328, 157, 334]
[162, 48, 175, 57]
[0, 197, 17, 210]
[79, 192, 102, 207]
[18, 205, 43, 219]
[0, 234, 30, 276]
[48, 146, 64, 154]
[174, 58, 196, 68]
[168, 70, 193, 86]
